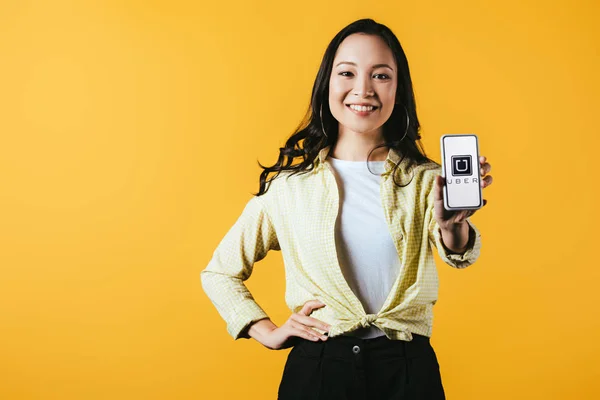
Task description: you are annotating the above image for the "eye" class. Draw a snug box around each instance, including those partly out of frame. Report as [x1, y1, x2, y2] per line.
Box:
[338, 71, 390, 80]
[374, 74, 390, 80]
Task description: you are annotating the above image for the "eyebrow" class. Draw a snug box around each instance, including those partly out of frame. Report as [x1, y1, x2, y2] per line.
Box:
[334, 61, 394, 71]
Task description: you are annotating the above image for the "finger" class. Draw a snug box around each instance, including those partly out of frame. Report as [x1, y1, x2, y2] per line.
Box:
[480, 175, 493, 188]
[291, 313, 331, 331]
[290, 323, 327, 341]
[291, 325, 321, 341]
[479, 155, 487, 164]
[434, 175, 444, 202]
[299, 300, 326, 316]
[480, 162, 491, 176]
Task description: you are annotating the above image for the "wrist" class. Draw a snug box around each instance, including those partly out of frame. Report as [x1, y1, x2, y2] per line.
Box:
[247, 318, 277, 341]
[440, 220, 468, 234]
[439, 221, 470, 254]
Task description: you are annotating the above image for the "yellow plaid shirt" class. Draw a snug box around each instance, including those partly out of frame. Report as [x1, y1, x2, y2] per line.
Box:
[201, 145, 482, 341]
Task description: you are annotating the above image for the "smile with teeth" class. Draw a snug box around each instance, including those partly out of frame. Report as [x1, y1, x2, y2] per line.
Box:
[347, 104, 378, 112]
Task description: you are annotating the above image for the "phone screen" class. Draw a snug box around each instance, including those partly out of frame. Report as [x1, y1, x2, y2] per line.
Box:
[441, 134, 482, 210]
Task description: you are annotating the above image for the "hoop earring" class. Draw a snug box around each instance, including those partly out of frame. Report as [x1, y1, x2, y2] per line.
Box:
[319, 103, 328, 138]
[399, 103, 410, 142]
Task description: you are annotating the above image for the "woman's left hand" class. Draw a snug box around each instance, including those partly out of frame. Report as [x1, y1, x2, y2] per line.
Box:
[433, 156, 493, 230]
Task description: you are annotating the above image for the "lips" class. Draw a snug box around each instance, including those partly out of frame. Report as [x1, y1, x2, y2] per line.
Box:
[345, 104, 379, 109]
[346, 104, 378, 115]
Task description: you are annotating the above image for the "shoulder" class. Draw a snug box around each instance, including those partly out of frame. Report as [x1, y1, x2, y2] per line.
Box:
[264, 168, 316, 189]
[404, 160, 442, 206]
[412, 159, 441, 184]
[253, 168, 306, 202]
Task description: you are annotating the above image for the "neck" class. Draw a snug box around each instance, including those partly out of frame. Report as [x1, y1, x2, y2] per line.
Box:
[330, 129, 388, 161]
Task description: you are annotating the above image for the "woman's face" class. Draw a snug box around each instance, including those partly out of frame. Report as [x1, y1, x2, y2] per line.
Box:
[328, 33, 398, 140]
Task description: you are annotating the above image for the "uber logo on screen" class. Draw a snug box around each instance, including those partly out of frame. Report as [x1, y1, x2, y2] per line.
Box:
[451, 155, 472, 176]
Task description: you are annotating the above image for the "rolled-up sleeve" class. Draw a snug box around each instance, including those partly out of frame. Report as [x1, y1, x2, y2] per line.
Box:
[200, 195, 280, 340]
[429, 216, 481, 268]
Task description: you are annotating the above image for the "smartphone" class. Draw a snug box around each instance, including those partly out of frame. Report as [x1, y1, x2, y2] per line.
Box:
[440, 134, 483, 211]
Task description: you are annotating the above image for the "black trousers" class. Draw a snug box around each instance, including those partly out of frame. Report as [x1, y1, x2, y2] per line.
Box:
[277, 333, 445, 400]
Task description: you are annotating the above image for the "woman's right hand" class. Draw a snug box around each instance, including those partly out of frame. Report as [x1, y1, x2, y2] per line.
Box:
[254, 300, 331, 350]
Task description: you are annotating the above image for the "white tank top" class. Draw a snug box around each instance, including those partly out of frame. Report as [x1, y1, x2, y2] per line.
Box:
[326, 156, 403, 339]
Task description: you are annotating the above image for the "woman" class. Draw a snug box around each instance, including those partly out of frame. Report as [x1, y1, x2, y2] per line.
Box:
[201, 18, 493, 399]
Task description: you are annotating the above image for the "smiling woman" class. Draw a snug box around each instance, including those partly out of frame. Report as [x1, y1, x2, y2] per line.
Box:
[328, 36, 400, 152]
[201, 17, 487, 400]
[251, 18, 433, 194]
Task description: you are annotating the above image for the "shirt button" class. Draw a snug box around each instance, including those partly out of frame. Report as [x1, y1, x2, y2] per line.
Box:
[352, 345, 361, 354]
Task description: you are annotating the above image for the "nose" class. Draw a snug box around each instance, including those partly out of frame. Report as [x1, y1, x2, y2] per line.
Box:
[354, 74, 374, 97]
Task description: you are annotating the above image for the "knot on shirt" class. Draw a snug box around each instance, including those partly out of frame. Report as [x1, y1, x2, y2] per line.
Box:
[359, 314, 378, 328]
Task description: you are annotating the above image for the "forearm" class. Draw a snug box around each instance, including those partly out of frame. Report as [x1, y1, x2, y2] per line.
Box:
[440, 221, 470, 254]
[245, 318, 278, 341]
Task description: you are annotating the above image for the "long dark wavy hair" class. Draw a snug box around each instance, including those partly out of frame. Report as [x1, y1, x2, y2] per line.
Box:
[253, 18, 436, 197]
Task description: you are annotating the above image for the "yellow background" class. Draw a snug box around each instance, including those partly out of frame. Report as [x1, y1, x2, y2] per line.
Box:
[1, 0, 598, 399]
